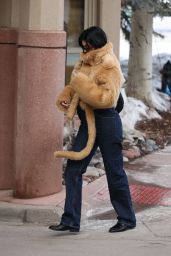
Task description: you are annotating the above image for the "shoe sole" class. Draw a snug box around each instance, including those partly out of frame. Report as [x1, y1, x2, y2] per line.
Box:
[109, 226, 135, 233]
[49, 227, 79, 233]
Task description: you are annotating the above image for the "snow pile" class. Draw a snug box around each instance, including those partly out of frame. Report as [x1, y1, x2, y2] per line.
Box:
[120, 89, 170, 130]
[148, 89, 170, 111]
[121, 95, 147, 135]
[120, 54, 171, 138]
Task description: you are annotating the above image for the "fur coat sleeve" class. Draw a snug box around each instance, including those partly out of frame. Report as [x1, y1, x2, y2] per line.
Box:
[70, 54, 125, 109]
[56, 60, 83, 112]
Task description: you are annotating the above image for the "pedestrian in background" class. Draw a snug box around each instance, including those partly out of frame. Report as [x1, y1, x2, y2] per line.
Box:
[159, 60, 171, 95]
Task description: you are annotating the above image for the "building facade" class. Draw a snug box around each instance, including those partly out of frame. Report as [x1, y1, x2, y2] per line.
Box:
[0, 0, 121, 199]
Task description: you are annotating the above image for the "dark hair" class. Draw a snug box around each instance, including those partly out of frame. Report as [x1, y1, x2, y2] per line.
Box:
[78, 26, 107, 50]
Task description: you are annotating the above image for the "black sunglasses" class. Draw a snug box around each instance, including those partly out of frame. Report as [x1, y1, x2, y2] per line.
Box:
[82, 43, 94, 53]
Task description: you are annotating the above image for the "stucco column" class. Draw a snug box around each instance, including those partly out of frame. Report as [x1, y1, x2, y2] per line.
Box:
[99, 0, 121, 58]
[14, 0, 65, 198]
[0, 28, 17, 189]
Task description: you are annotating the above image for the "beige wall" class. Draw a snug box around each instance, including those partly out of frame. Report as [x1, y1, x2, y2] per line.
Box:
[99, 0, 121, 58]
[26, 0, 64, 30]
[0, 0, 64, 30]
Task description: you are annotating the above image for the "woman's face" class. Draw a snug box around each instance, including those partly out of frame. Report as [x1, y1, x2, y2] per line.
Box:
[82, 40, 95, 53]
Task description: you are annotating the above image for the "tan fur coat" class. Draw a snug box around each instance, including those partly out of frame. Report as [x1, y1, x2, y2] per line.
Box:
[54, 42, 125, 160]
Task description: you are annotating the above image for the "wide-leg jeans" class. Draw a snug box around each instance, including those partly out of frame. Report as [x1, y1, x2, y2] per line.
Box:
[61, 106, 136, 229]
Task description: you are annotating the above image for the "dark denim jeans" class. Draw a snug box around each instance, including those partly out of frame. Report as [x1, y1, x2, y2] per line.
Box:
[61, 106, 136, 229]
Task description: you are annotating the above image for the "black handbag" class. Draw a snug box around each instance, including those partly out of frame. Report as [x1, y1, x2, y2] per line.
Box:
[115, 93, 124, 113]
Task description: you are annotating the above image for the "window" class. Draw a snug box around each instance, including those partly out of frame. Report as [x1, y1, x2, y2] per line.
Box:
[64, 0, 98, 83]
[64, 0, 84, 49]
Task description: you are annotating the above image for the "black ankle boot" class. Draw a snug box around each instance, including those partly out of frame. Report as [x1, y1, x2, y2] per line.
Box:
[49, 223, 79, 233]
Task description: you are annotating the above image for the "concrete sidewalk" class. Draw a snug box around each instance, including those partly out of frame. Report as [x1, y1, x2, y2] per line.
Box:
[0, 217, 171, 256]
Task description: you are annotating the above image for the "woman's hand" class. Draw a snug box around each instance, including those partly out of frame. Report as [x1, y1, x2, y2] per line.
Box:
[60, 101, 70, 109]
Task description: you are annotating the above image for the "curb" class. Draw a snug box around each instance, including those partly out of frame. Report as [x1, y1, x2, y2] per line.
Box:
[0, 201, 63, 225]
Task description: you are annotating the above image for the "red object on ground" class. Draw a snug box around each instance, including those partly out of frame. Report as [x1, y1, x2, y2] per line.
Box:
[95, 184, 171, 206]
